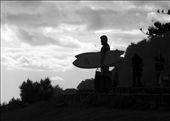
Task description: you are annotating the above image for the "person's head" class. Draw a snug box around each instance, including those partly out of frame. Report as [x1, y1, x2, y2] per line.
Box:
[100, 35, 108, 45]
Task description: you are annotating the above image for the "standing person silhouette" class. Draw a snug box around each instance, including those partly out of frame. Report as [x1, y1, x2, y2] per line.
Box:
[154, 53, 165, 87]
[99, 35, 111, 93]
[132, 53, 143, 87]
[100, 35, 110, 75]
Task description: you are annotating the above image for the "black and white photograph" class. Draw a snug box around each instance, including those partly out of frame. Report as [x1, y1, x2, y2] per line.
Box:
[1, 0, 170, 121]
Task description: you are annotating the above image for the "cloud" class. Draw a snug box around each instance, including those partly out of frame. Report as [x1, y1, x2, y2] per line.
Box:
[0, 1, 151, 31]
[14, 22, 97, 51]
[132, 1, 170, 11]
[1, 20, 97, 72]
[2, 1, 169, 72]
[18, 29, 59, 46]
[50, 76, 64, 82]
[1, 1, 42, 17]
[16, 26, 94, 49]
[94, 28, 146, 50]
[50, 75, 65, 87]
[2, 1, 169, 30]
[147, 12, 170, 24]
[1, 1, 85, 28]
[1, 46, 75, 71]
[76, 6, 151, 31]
[79, 1, 136, 11]
[79, 1, 169, 31]
[1, 24, 20, 44]
[1, 39, 96, 72]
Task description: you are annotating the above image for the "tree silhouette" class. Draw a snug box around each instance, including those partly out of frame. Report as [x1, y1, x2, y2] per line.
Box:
[168, 9, 170, 15]
[77, 78, 94, 90]
[20, 78, 54, 103]
[140, 9, 170, 37]
[53, 85, 63, 96]
[119, 9, 170, 87]
[20, 79, 35, 103]
[39, 78, 53, 100]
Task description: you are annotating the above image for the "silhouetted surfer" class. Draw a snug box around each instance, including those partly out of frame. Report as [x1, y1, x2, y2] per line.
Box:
[100, 35, 110, 74]
[96, 35, 111, 93]
[132, 53, 143, 87]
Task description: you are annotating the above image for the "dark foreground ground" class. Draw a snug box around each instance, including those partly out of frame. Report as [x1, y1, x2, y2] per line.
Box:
[1, 100, 170, 121]
[2, 88, 170, 121]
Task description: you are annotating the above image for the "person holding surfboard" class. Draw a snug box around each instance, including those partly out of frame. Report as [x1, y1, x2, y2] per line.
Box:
[100, 35, 110, 74]
[99, 35, 112, 92]
[72, 35, 124, 92]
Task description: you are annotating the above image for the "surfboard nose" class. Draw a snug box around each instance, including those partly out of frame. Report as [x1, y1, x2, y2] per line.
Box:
[73, 59, 83, 68]
[72, 59, 77, 66]
[73, 58, 90, 68]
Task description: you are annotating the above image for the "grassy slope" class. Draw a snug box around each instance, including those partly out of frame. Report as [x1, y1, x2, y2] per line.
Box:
[1, 99, 170, 121]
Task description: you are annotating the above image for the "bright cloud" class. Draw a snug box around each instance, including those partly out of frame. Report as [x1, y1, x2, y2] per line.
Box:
[147, 12, 170, 24]
[1, 39, 97, 72]
[1, 46, 74, 72]
[50, 75, 64, 87]
[1, 0, 168, 72]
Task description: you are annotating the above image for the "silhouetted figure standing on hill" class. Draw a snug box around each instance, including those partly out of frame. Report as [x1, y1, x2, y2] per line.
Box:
[100, 35, 110, 74]
[132, 53, 143, 87]
[95, 35, 111, 93]
[154, 53, 165, 87]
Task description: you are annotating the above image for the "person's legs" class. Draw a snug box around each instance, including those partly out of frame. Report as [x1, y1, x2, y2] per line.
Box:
[101, 66, 111, 92]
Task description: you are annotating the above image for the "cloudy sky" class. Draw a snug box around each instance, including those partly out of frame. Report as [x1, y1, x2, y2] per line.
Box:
[1, 1, 170, 103]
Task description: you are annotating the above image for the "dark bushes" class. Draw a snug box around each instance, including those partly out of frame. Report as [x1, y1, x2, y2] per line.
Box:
[77, 78, 94, 91]
[19, 77, 53, 104]
[1, 98, 23, 111]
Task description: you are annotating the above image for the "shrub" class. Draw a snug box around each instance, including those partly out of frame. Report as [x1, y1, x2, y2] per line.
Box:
[19, 77, 53, 103]
[77, 78, 94, 91]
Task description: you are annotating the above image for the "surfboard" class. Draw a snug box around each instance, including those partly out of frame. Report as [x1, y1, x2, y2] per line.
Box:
[75, 49, 124, 58]
[73, 50, 124, 69]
